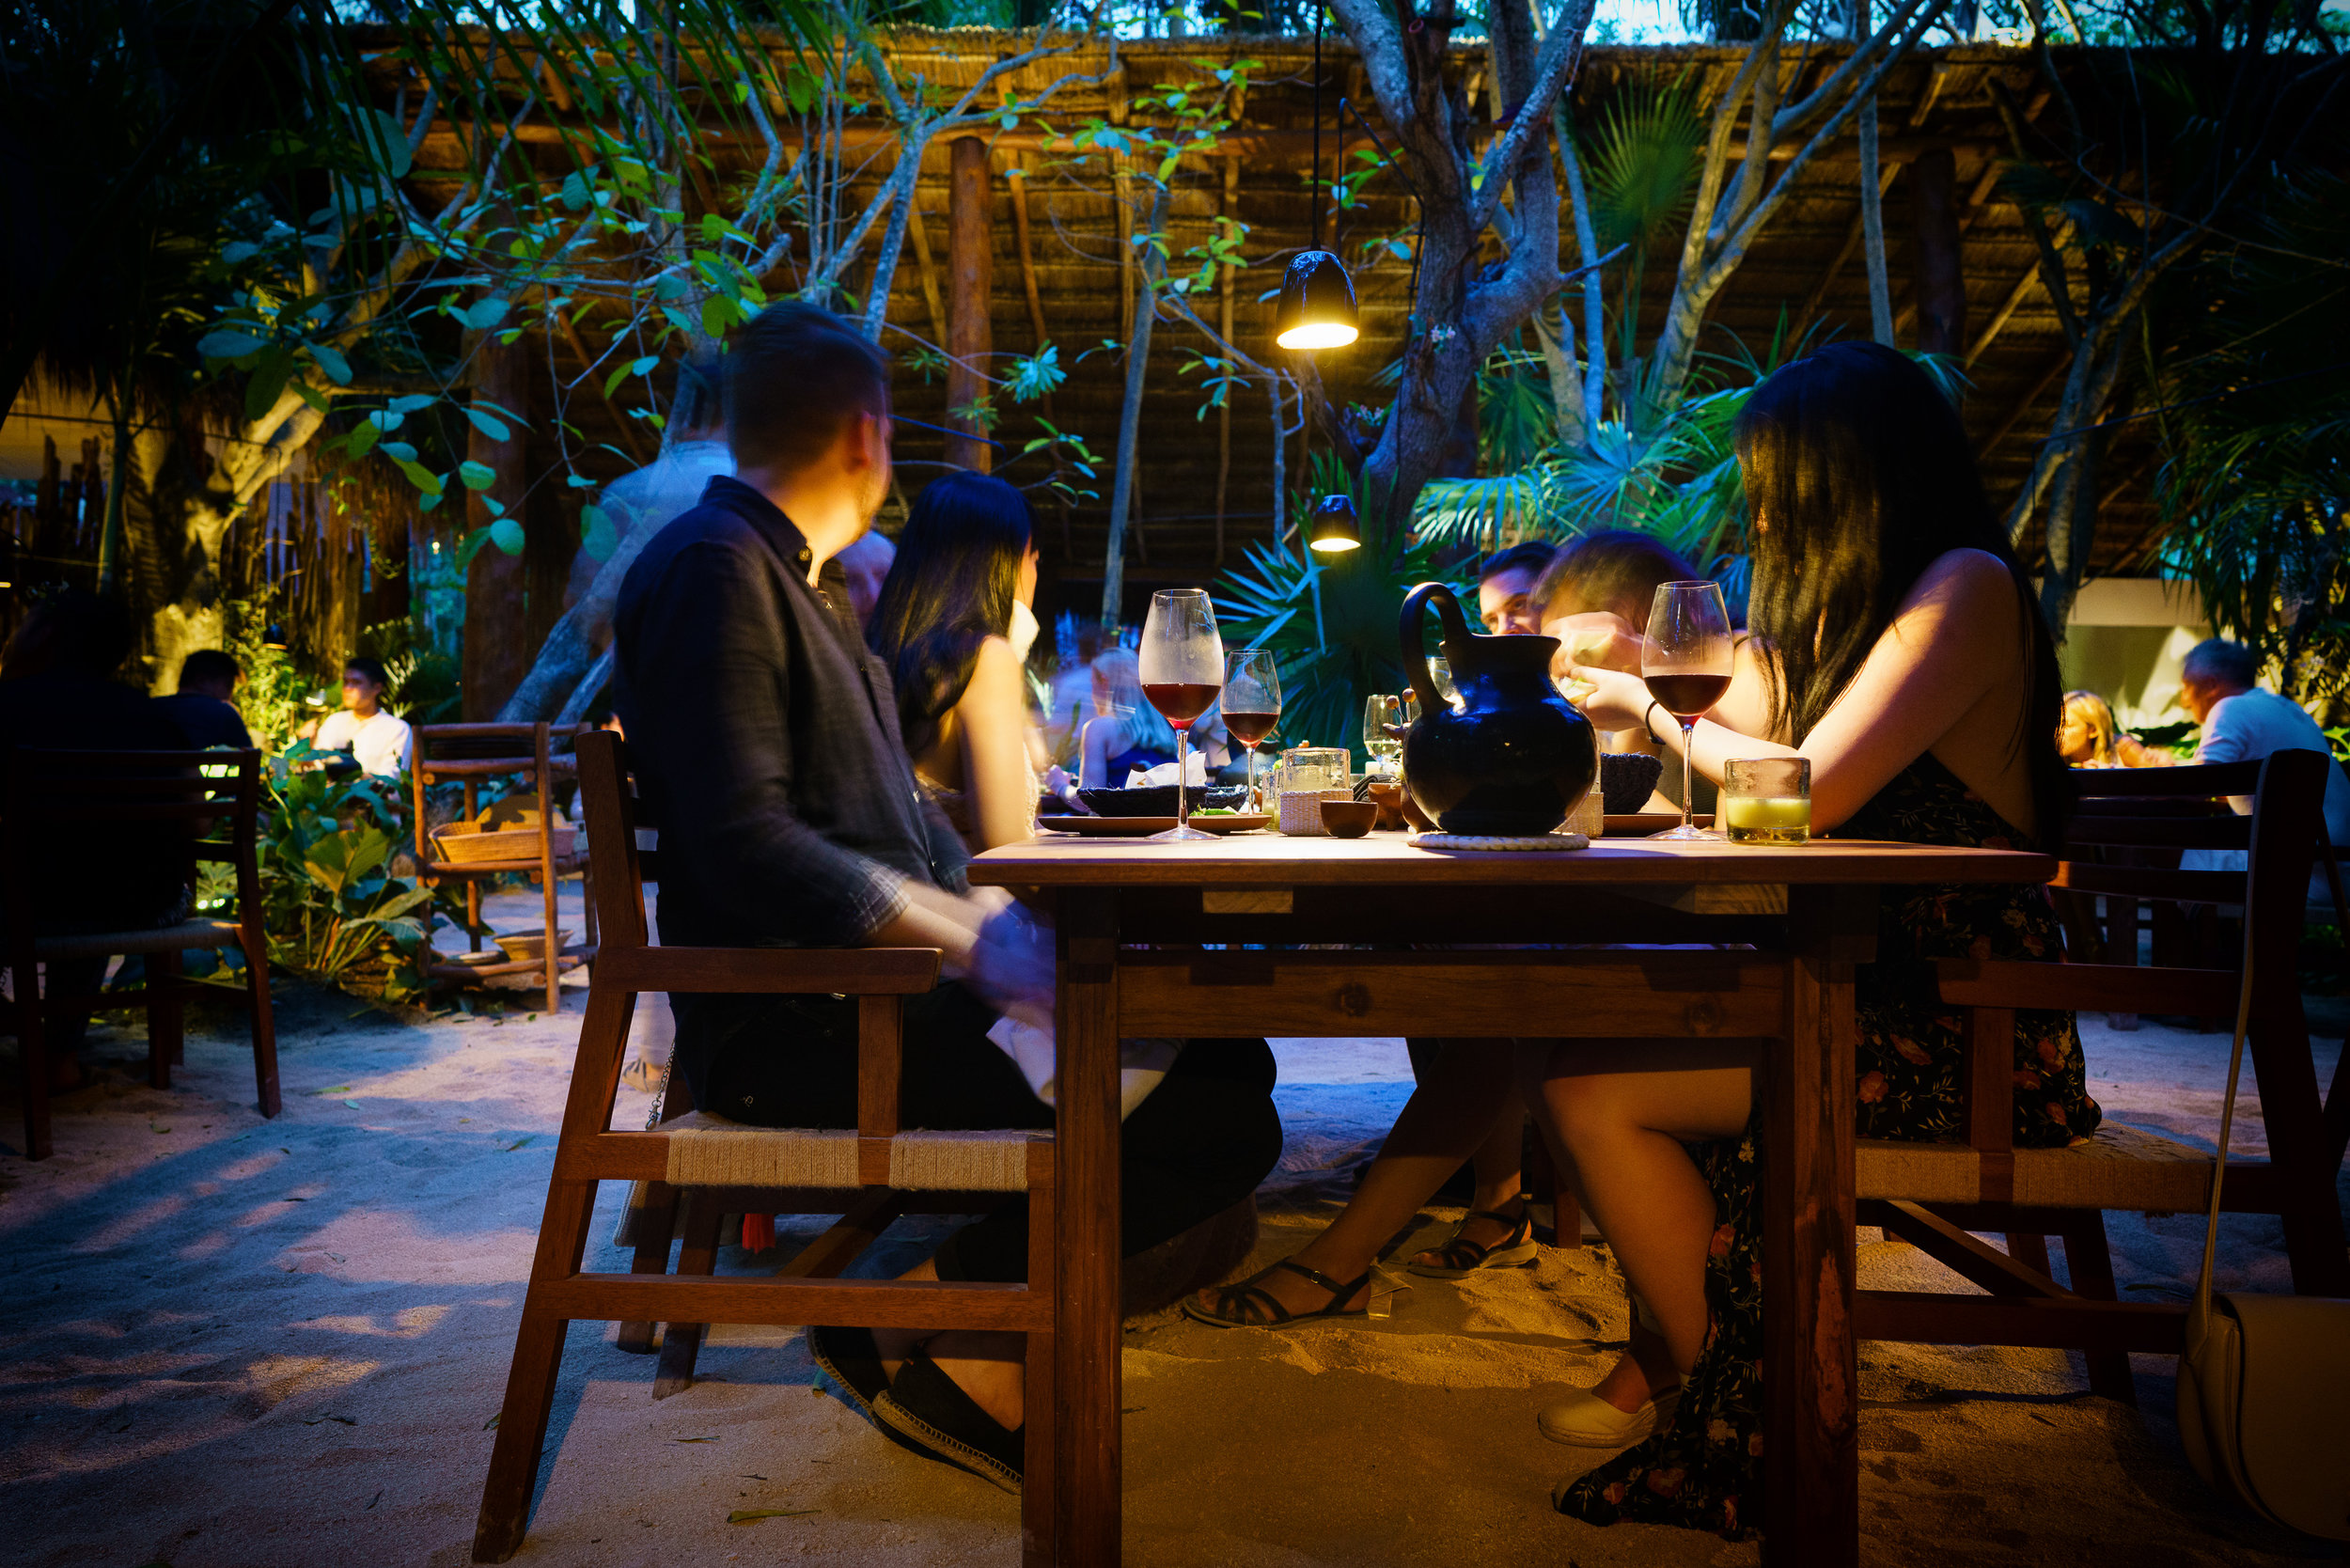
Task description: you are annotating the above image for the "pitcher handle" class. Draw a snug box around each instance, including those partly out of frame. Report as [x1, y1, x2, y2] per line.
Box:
[1399, 581, 1469, 721]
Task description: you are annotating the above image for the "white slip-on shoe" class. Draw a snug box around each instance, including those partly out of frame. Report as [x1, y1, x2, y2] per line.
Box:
[1536, 1382, 1683, 1450]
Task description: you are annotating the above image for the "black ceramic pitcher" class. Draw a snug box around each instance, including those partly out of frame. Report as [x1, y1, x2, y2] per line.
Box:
[1399, 581, 1597, 837]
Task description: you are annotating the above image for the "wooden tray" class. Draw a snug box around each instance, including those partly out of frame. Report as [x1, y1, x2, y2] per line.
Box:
[1605, 812, 1716, 836]
[1037, 814, 1270, 837]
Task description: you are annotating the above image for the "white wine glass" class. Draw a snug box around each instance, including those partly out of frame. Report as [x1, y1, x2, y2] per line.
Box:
[1642, 580, 1733, 842]
[1138, 588, 1225, 841]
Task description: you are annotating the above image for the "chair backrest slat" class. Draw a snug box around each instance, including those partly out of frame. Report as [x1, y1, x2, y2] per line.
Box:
[575, 730, 650, 950]
[2069, 759, 2263, 800]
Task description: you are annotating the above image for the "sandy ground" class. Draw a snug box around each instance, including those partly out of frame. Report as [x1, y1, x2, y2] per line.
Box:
[2, 883, 2343, 1567]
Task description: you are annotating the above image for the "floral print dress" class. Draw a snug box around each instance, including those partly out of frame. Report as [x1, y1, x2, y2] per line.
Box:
[1554, 754, 2102, 1538]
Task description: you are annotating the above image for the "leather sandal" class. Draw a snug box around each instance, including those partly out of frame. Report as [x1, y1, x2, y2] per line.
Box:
[1182, 1259, 1371, 1328]
[871, 1349, 1024, 1493]
[1407, 1198, 1538, 1278]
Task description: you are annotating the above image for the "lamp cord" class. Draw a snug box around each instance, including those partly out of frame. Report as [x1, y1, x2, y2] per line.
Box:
[1312, 2, 1324, 254]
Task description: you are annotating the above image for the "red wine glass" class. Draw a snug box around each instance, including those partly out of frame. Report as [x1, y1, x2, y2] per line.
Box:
[1223, 648, 1282, 813]
[1643, 579, 1733, 842]
[1139, 588, 1225, 842]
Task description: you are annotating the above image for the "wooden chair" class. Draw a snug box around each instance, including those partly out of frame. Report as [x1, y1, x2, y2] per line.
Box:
[410, 722, 597, 1012]
[4, 748, 280, 1160]
[472, 730, 1059, 1565]
[1856, 748, 2350, 1401]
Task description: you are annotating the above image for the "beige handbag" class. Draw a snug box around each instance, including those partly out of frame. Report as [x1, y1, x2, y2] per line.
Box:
[2174, 914, 2350, 1541]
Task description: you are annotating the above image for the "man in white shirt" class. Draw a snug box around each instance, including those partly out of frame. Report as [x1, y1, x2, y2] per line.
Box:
[311, 656, 413, 777]
[2180, 638, 2350, 899]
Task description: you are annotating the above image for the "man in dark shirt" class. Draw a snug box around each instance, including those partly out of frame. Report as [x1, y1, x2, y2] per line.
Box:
[152, 649, 256, 751]
[614, 303, 1279, 1491]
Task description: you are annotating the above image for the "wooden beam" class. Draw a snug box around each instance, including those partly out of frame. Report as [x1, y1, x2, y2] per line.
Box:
[1792, 68, 1946, 340]
[1965, 247, 2062, 368]
[946, 134, 994, 474]
[904, 197, 949, 352]
[1007, 156, 1053, 413]
[1908, 146, 1966, 354]
[1894, 89, 2047, 337]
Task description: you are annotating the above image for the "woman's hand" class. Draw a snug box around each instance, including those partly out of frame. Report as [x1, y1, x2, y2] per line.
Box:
[1544, 611, 1644, 677]
[1567, 664, 1657, 735]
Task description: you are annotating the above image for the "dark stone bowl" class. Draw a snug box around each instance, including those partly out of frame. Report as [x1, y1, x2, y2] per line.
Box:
[1600, 752, 1666, 814]
[1075, 785, 1252, 818]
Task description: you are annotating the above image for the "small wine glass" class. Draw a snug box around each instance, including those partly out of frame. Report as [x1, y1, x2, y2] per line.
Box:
[1224, 649, 1282, 813]
[1362, 693, 1403, 776]
[1643, 580, 1734, 842]
[1138, 588, 1226, 842]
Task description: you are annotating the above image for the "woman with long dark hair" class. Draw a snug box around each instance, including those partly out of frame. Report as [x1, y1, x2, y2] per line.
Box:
[866, 471, 1043, 851]
[1541, 342, 2099, 1531]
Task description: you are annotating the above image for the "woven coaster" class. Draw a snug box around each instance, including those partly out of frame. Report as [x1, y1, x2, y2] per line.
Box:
[1411, 832, 1590, 852]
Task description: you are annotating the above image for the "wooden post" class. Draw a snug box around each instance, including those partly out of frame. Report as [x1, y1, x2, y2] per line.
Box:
[1216, 155, 1238, 565]
[1908, 147, 1966, 356]
[946, 135, 995, 474]
[463, 333, 531, 720]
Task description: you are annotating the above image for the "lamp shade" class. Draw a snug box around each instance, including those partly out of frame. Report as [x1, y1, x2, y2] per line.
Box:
[1275, 250, 1359, 351]
[1307, 493, 1361, 554]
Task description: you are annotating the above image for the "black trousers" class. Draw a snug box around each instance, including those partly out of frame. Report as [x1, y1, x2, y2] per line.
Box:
[694, 984, 1282, 1283]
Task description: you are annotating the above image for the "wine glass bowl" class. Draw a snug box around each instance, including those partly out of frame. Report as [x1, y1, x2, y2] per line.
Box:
[1139, 589, 1226, 841]
[1643, 580, 1733, 842]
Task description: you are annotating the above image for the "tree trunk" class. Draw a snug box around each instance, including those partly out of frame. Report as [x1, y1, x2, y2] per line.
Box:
[124, 417, 241, 694]
[462, 336, 530, 719]
[1907, 147, 1966, 354]
[1100, 186, 1167, 631]
[945, 134, 995, 473]
[1857, 93, 1894, 346]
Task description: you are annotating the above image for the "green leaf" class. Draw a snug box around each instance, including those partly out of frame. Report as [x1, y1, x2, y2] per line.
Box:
[630, 355, 660, 377]
[465, 408, 511, 442]
[489, 517, 525, 556]
[580, 503, 619, 560]
[463, 297, 509, 331]
[198, 328, 268, 361]
[306, 342, 352, 386]
[392, 458, 444, 496]
[244, 347, 296, 423]
[455, 525, 495, 569]
[363, 107, 413, 180]
[387, 394, 435, 414]
[379, 440, 418, 463]
[700, 295, 735, 338]
[458, 461, 498, 492]
[344, 420, 382, 459]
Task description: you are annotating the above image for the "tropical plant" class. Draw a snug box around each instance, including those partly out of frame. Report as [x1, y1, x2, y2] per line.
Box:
[254, 747, 437, 1003]
[2149, 170, 2350, 703]
[223, 591, 326, 756]
[1214, 456, 1461, 764]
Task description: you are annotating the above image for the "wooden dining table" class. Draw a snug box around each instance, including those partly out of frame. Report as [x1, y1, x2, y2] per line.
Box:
[966, 828, 2056, 1567]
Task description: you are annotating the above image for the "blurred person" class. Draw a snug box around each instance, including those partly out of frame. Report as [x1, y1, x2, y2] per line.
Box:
[836, 529, 896, 627]
[0, 591, 196, 1091]
[865, 473, 1042, 851]
[1477, 541, 1559, 635]
[301, 656, 412, 776]
[613, 301, 1278, 1489]
[2056, 689, 2170, 770]
[1078, 646, 1183, 788]
[2176, 638, 2350, 896]
[152, 649, 253, 751]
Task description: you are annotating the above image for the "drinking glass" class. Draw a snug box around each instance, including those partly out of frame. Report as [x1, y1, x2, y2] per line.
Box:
[1138, 588, 1226, 841]
[1643, 579, 1733, 842]
[1362, 694, 1403, 776]
[1428, 654, 1461, 709]
[1224, 648, 1282, 813]
[1724, 757, 1811, 844]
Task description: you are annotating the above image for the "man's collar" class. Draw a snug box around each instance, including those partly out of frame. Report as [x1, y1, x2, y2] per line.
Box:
[701, 474, 811, 560]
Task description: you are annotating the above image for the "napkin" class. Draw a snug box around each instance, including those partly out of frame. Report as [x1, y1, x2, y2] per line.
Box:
[1126, 753, 1210, 788]
[985, 1015, 1183, 1120]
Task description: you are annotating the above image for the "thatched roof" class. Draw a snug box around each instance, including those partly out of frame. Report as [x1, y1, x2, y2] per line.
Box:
[397, 32, 2170, 619]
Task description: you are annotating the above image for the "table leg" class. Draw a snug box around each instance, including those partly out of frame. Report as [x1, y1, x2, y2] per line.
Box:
[1762, 885, 1870, 1568]
[1055, 889, 1122, 1564]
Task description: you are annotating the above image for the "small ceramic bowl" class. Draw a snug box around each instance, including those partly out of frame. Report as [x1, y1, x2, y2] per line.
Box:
[1318, 799, 1378, 839]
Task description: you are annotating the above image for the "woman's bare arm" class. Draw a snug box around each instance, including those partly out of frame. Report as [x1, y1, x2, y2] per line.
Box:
[956, 636, 1041, 850]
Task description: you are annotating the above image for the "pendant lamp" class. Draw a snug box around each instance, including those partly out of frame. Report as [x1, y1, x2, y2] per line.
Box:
[1277, 3, 1359, 354]
[1277, 251, 1359, 351]
[1307, 493, 1360, 553]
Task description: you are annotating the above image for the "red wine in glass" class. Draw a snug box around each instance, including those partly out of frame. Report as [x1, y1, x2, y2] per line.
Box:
[1223, 710, 1279, 747]
[1143, 682, 1222, 728]
[1644, 671, 1731, 719]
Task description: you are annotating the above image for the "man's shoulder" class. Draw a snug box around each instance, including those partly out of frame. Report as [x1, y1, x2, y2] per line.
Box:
[620, 488, 786, 600]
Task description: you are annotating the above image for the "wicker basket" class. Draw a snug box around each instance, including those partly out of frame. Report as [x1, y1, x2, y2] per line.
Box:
[1277, 788, 1353, 836]
[432, 822, 576, 864]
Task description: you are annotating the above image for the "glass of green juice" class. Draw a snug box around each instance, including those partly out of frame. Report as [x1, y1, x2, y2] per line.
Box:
[1724, 758, 1811, 844]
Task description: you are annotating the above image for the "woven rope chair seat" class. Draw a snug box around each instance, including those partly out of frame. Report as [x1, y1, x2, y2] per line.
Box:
[660, 1109, 1046, 1193]
[1858, 1121, 2219, 1210]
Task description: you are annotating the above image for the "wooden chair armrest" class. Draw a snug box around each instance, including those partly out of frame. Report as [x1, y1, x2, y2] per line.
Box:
[595, 946, 942, 995]
[1934, 959, 2236, 1015]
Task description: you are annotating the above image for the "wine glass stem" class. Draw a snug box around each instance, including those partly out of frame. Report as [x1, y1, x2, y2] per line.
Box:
[1244, 744, 1255, 813]
[1682, 719, 1698, 832]
[1176, 728, 1191, 832]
